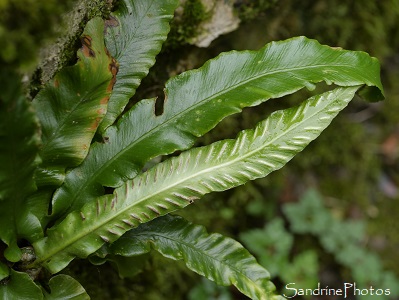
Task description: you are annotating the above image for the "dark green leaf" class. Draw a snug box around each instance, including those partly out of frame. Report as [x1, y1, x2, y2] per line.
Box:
[42, 274, 90, 300]
[89, 249, 149, 278]
[32, 17, 117, 177]
[99, 0, 180, 132]
[32, 87, 358, 274]
[109, 215, 278, 300]
[0, 270, 43, 300]
[0, 262, 9, 281]
[0, 71, 42, 261]
[0, 73, 40, 202]
[52, 37, 384, 218]
[108, 255, 149, 279]
[51, 0, 179, 218]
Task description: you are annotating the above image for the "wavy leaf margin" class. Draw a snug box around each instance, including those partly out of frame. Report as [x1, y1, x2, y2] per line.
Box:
[33, 86, 359, 274]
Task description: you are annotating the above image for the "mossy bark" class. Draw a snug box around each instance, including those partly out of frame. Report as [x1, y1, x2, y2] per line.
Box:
[32, 0, 115, 94]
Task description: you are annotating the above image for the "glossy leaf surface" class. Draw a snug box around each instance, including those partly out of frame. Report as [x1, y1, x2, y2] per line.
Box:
[98, 0, 179, 132]
[89, 252, 149, 279]
[52, 36, 384, 218]
[107, 214, 278, 300]
[42, 275, 89, 300]
[0, 262, 9, 281]
[32, 17, 117, 174]
[0, 270, 43, 300]
[51, 0, 179, 217]
[33, 87, 358, 273]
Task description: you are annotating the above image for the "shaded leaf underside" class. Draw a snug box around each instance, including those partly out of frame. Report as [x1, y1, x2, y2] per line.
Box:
[52, 36, 384, 218]
[34, 86, 359, 274]
[106, 214, 278, 300]
[51, 0, 180, 218]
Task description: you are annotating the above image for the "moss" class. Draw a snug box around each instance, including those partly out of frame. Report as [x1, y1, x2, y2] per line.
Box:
[8, 0, 397, 296]
[0, 0, 74, 70]
[233, 0, 279, 22]
[163, 0, 209, 49]
[30, 0, 115, 97]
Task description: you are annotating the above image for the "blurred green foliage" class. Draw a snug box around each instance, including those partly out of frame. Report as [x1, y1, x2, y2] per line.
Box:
[234, 0, 279, 21]
[239, 190, 399, 299]
[284, 190, 399, 298]
[240, 218, 319, 292]
[0, 0, 73, 69]
[164, 0, 208, 49]
[189, 278, 232, 300]
[84, 0, 399, 297]
[4, 0, 397, 298]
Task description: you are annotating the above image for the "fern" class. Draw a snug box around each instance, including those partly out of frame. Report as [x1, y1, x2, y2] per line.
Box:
[0, 0, 385, 298]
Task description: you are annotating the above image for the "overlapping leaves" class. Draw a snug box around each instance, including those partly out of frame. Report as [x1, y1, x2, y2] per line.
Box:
[33, 86, 359, 274]
[51, 0, 180, 217]
[100, 214, 279, 300]
[0, 71, 41, 262]
[99, 0, 180, 132]
[52, 36, 384, 218]
[32, 17, 117, 181]
[1, 0, 386, 299]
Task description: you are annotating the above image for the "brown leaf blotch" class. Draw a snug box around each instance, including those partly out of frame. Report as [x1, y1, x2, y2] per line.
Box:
[89, 117, 102, 131]
[81, 35, 95, 58]
[100, 96, 110, 105]
[106, 57, 119, 94]
[104, 16, 119, 34]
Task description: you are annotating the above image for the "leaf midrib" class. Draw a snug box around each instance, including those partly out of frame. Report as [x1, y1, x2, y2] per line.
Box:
[39, 88, 354, 268]
[67, 63, 350, 208]
[41, 80, 108, 155]
[135, 231, 269, 295]
[61, 0, 172, 206]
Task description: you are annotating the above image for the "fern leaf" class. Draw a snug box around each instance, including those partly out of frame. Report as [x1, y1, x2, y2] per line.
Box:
[33, 86, 358, 273]
[98, 0, 179, 132]
[105, 215, 279, 300]
[51, 37, 383, 217]
[32, 18, 116, 175]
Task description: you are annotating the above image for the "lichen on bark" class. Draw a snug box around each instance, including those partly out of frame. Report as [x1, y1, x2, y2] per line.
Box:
[32, 0, 115, 95]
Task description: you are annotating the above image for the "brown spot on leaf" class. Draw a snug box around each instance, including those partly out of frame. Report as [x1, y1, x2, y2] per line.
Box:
[90, 117, 102, 131]
[109, 57, 119, 77]
[100, 95, 110, 105]
[81, 35, 95, 57]
[99, 56, 119, 105]
[54, 79, 59, 88]
[122, 219, 134, 227]
[104, 16, 119, 34]
[107, 57, 119, 92]
[130, 213, 142, 221]
[111, 196, 117, 209]
[97, 108, 106, 115]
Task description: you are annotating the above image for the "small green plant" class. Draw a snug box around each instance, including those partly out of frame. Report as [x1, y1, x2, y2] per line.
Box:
[240, 189, 399, 299]
[240, 217, 319, 293]
[0, 0, 384, 299]
[283, 189, 399, 298]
